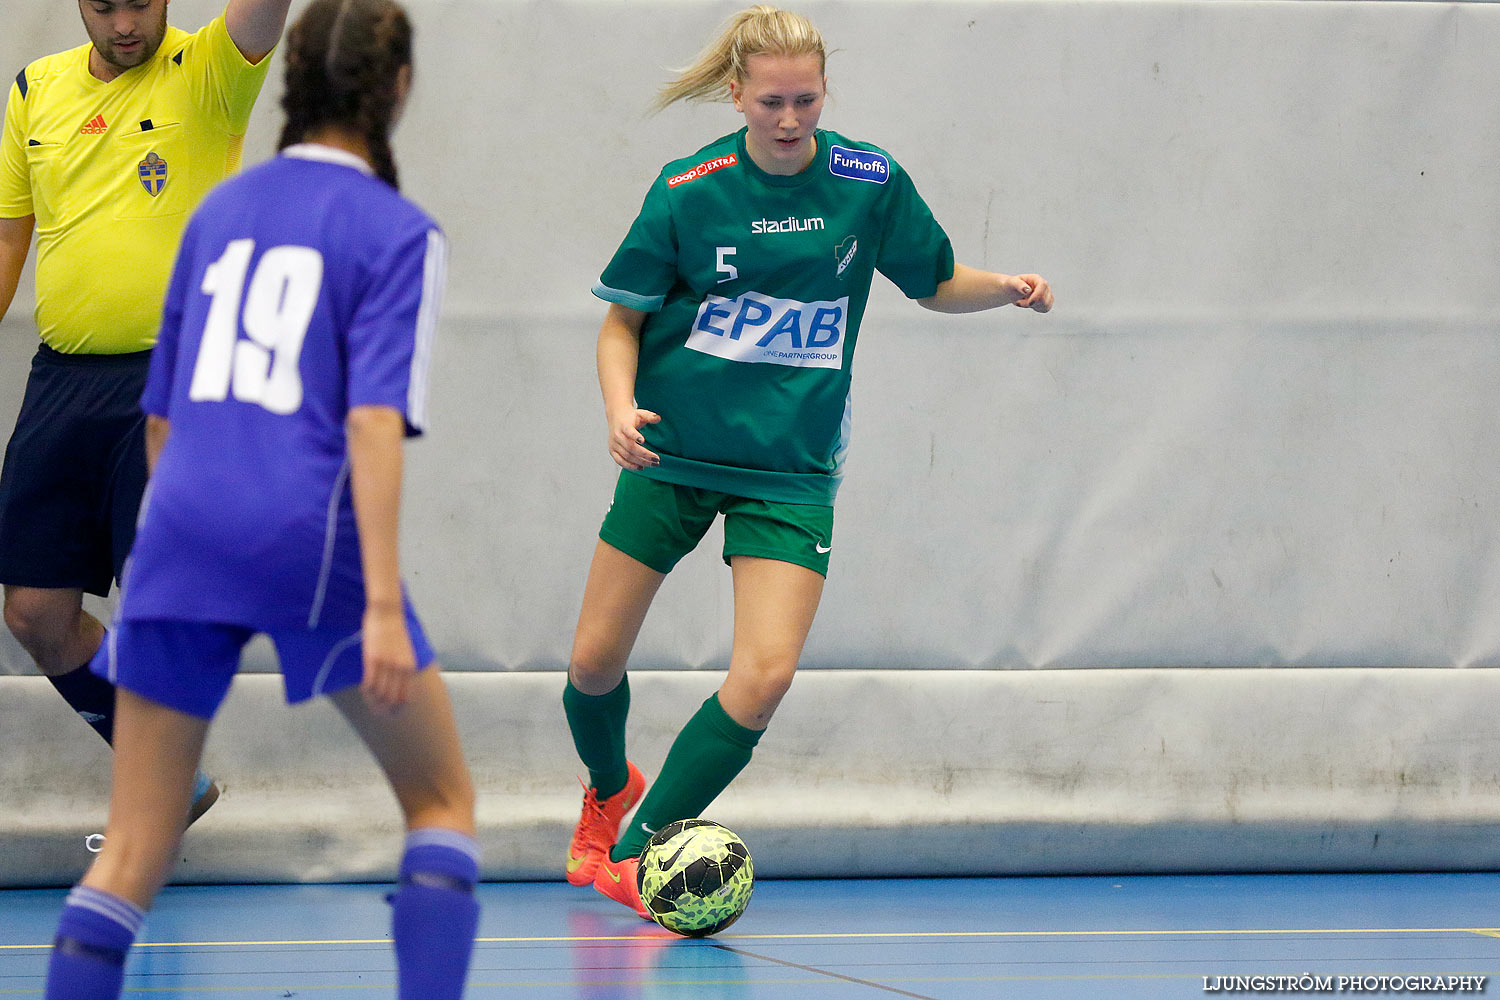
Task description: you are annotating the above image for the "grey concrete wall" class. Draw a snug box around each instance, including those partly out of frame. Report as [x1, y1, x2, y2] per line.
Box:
[6, 668, 1500, 886]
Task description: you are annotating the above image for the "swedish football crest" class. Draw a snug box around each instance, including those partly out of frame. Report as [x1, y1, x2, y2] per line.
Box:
[137, 152, 168, 197]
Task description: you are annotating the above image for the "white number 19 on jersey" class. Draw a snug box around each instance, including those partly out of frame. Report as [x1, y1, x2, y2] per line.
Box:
[188, 238, 323, 415]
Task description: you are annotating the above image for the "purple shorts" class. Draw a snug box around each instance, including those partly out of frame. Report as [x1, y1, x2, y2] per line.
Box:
[92, 602, 435, 719]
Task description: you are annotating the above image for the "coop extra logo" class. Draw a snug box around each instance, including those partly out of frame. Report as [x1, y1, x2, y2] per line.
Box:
[668, 155, 738, 187]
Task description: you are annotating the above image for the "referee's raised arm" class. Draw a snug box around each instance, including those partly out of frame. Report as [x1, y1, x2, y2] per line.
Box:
[224, 0, 295, 64]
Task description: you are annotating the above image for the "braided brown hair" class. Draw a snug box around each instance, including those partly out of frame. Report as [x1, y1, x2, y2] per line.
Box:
[277, 0, 412, 188]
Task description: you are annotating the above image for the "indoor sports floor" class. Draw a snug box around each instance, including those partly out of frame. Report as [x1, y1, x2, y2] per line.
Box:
[3, 873, 1499, 997]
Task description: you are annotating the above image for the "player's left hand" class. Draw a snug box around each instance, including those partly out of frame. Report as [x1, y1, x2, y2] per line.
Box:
[1010, 274, 1053, 313]
[361, 603, 418, 714]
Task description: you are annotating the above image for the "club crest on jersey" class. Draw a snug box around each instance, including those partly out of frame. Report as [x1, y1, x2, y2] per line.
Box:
[667, 154, 737, 188]
[835, 236, 858, 277]
[137, 151, 168, 196]
[686, 290, 848, 370]
[829, 145, 888, 184]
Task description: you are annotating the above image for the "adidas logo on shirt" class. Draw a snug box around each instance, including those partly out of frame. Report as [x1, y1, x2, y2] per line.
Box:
[80, 114, 108, 134]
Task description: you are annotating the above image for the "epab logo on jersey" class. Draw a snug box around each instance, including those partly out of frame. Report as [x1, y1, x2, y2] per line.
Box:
[687, 290, 848, 370]
[829, 145, 888, 184]
[137, 151, 168, 197]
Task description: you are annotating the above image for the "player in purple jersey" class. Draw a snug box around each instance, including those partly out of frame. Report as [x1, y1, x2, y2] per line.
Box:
[564, 5, 1054, 919]
[0, 0, 297, 849]
[43, 3, 480, 998]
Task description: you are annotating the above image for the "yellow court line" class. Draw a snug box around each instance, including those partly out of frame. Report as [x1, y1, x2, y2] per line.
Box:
[4, 926, 1498, 951]
[718, 927, 1500, 940]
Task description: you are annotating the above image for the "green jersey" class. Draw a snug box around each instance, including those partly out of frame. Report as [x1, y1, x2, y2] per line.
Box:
[594, 127, 954, 506]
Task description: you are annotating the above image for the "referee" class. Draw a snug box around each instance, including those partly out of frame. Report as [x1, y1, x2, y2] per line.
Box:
[0, 0, 292, 827]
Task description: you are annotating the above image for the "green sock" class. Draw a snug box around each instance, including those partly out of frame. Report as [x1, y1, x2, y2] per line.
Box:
[611, 693, 761, 862]
[563, 675, 631, 800]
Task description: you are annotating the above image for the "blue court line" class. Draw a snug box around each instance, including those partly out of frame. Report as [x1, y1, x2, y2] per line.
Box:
[7, 878, 1500, 999]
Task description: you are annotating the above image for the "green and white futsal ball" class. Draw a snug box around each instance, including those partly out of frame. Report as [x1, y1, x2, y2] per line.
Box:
[636, 818, 754, 937]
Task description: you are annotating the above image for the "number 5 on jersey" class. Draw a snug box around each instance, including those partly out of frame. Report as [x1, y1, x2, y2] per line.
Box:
[716, 246, 738, 284]
[188, 238, 324, 415]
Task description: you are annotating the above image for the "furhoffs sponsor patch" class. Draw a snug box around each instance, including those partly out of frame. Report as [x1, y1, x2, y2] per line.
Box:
[828, 145, 888, 184]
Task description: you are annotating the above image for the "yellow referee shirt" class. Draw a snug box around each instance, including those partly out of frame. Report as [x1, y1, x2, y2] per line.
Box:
[0, 14, 271, 354]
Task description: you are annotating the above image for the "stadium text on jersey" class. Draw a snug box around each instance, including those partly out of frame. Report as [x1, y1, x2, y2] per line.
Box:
[751, 216, 825, 234]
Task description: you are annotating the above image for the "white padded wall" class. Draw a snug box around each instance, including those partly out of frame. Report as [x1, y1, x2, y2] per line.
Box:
[0, 1, 1496, 673]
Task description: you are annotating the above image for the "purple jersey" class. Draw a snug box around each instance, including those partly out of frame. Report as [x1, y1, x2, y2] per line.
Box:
[122, 145, 445, 629]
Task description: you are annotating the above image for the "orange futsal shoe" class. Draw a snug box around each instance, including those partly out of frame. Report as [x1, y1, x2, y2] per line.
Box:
[566, 761, 645, 887]
[593, 851, 650, 920]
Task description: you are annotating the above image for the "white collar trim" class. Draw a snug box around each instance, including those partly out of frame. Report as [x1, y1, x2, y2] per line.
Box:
[281, 143, 375, 175]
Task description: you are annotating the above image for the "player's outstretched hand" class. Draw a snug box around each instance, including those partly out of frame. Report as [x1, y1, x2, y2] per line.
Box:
[361, 603, 418, 714]
[608, 408, 662, 471]
[1009, 274, 1053, 313]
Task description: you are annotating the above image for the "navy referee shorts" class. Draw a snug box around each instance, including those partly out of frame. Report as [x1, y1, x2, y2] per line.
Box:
[0, 343, 150, 597]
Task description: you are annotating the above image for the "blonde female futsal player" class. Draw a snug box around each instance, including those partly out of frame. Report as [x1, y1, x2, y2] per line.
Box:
[43, 2, 480, 997]
[563, 4, 1054, 917]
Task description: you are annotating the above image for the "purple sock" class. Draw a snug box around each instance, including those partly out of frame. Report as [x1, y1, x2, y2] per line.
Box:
[45, 886, 143, 1000]
[390, 829, 481, 1000]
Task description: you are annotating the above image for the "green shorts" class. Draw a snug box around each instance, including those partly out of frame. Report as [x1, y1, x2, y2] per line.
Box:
[599, 471, 834, 576]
